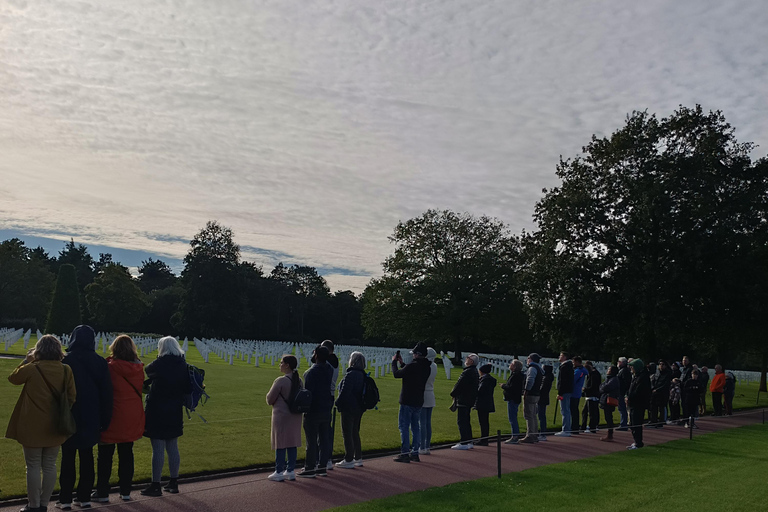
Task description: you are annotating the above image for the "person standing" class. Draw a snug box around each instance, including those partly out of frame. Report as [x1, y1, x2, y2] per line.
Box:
[520, 354, 543, 444]
[7, 335, 76, 512]
[683, 369, 703, 428]
[599, 365, 620, 442]
[58, 325, 113, 509]
[334, 351, 367, 468]
[617, 357, 632, 430]
[649, 360, 671, 427]
[474, 364, 497, 446]
[554, 352, 574, 437]
[93, 335, 145, 502]
[141, 336, 191, 496]
[709, 365, 726, 416]
[678, 356, 694, 425]
[266, 355, 303, 481]
[450, 354, 480, 450]
[626, 359, 651, 450]
[500, 359, 524, 443]
[298, 346, 333, 477]
[537, 364, 554, 441]
[698, 367, 710, 416]
[392, 343, 431, 463]
[570, 357, 588, 434]
[580, 361, 601, 433]
[418, 348, 438, 455]
[723, 371, 736, 416]
[669, 378, 682, 424]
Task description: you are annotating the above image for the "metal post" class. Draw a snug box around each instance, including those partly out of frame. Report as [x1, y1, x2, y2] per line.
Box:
[496, 430, 502, 479]
[689, 416, 693, 440]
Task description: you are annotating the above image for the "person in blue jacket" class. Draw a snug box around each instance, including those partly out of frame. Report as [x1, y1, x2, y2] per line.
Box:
[570, 356, 588, 434]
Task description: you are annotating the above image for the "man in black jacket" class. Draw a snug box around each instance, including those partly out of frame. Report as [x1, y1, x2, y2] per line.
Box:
[580, 361, 601, 433]
[617, 357, 632, 430]
[450, 353, 479, 449]
[299, 346, 334, 477]
[392, 343, 432, 463]
[626, 358, 652, 450]
[554, 352, 574, 437]
[537, 364, 555, 440]
[650, 360, 672, 427]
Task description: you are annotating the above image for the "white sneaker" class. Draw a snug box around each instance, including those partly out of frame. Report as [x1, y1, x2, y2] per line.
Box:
[451, 443, 471, 450]
[685, 423, 690, 428]
[282, 470, 295, 481]
[335, 460, 355, 469]
[627, 443, 638, 450]
[268, 471, 285, 482]
[554, 431, 571, 437]
[584, 427, 591, 433]
[666, 420, 674, 425]
[326, 460, 334, 470]
[120, 495, 132, 501]
[353, 459, 363, 467]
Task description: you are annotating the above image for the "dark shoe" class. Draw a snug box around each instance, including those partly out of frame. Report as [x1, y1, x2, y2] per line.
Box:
[617, 427, 628, 431]
[316, 467, 327, 477]
[409, 453, 421, 462]
[90, 491, 109, 503]
[140, 483, 163, 497]
[504, 437, 519, 444]
[20, 506, 46, 512]
[393, 454, 411, 463]
[600, 436, 614, 442]
[475, 440, 489, 446]
[296, 468, 316, 478]
[519, 436, 536, 444]
[163, 478, 179, 494]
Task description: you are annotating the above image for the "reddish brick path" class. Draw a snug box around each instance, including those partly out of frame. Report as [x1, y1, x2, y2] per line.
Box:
[2, 411, 763, 512]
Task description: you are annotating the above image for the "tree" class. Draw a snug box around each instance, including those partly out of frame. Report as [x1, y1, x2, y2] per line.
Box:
[0, 239, 55, 329]
[45, 264, 82, 334]
[85, 264, 148, 331]
[137, 258, 177, 293]
[58, 239, 95, 291]
[362, 210, 530, 358]
[269, 263, 330, 338]
[523, 105, 768, 364]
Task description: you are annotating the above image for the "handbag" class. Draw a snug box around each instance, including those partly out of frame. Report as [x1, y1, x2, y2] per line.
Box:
[606, 396, 619, 407]
[35, 365, 77, 437]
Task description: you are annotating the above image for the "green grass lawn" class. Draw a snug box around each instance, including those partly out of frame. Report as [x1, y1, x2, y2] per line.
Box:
[329, 423, 768, 512]
[2, 337, 767, 499]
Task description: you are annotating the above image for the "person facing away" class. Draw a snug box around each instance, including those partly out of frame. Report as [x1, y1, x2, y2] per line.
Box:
[710, 364, 726, 417]
[392, 342, 431, 463]
[298, 345, 333, 478]
[554, 352, 574, 437]
[683, 369, 703, 428]
[59, 325, 113, 509]
[519, 353, 543, 444]
[473, 363, 497, 446]
[334, 351, 367, 468]
[599, 365, 620, 442]
[500, 359, 524, 443]
[723, 371, 736, 416]
[94, 335, 145, 503]
[265, 354, 303, 482]
[626, 358, 651, 450]
[580, 361, 601, 433]
[616, 357, 632, 430]
[6, 335, 76, 512]
[450, 353, 480, 450]
[570, 356, 588, 434]
[321, 339, 340, 396]
[418, 347, 438, 455]
[537, 364, 555, 441]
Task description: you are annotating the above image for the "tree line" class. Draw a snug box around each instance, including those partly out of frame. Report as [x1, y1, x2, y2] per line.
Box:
[1, 105, 766, 382]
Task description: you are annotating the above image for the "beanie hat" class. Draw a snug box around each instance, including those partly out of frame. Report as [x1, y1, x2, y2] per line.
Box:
[629, 359, 644, 372]
[411, 342, 427, 356]
[478, 363, 493, 374]
[528, 352, 541, 363]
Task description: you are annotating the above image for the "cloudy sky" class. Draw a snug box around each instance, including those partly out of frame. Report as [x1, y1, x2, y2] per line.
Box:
[1, 0, 767, 292]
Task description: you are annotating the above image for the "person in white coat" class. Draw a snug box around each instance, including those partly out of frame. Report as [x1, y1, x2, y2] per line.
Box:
[418, 347, 438, 454]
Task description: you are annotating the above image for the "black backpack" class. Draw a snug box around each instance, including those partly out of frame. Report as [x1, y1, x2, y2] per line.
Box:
[362, 373, 380, 410]
[286, 376, 312, 414]
[184, 364, 210, 423]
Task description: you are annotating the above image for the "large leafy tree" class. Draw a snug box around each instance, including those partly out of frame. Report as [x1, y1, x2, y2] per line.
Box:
[45, 264, 82, 335]
[523, 105, 768, 364]
[362, 209, 530, 359]
[137, 258, 177, 293]
[269, 263, 330, 338]
[85, 264, 148, 331]
[0, 239, 55, 328]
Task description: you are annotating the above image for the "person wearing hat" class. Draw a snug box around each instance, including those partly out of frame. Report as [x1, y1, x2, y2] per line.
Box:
[450, 354, 480, 450]
[418, 348, 438, 455]
[473, 363, 497, 446]
[519, 353, 543, 444]
[626, 358, 651, 450]
[392, 342, 432, 463]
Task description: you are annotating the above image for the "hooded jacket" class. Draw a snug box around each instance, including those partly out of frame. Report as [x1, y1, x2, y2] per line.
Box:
[144, 354, 190, 439]
[627, 361, 652, 410]
[652, 366, 672, 396]
[539, 365, 555, 406]
[583, 367, 602, 398]
[62, 325, 113, 448]
[451, 365, 479, 407]
[474, 373, 497, 412]
[556, 360, 574, 395]
[335, 366, 365, 414]
[100, 357, 145, 444]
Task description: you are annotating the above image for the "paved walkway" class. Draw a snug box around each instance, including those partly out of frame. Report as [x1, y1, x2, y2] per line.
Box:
[2, 411, 764, 512]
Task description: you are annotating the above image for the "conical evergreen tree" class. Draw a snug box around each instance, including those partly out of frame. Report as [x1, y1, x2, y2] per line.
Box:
[45, 263, 82, 335]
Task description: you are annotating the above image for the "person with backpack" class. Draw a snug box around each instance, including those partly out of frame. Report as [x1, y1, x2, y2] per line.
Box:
[298, 345, 334, 478]
[92, 335, 145, 503]
[58, 325, 113, 510]
[418, 347, 438, 455]
[334, 351, 367, 468]
[141, 336, 191, 496]
[265, 355, 303, 481]
[6, 335, 76, 512]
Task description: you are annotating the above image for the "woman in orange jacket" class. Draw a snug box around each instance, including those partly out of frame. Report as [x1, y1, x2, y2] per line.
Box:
[709, 365, 726, 416]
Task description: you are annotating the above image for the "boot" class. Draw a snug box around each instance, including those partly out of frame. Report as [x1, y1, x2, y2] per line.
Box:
[140, 483, 162, 497]
[163, 478, 179, 494]
[600, 430, 614, 442]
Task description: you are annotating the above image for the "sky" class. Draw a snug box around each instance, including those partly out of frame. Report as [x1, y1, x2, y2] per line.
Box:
[1, 0, 767, 293]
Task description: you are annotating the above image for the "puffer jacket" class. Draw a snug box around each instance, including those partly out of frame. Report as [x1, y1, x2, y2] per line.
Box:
[101, 357, 145, 444]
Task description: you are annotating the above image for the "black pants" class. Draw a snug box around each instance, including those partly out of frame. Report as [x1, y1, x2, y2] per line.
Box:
[59, 440, 95, 504]
[649, 394, 668, 425]
[712, 392, 723, 416]
[303, 413, 331, 470]
[629, 407, 645, 447]
[96, 442, 134, 496]
[581, 400, 599, 430]
[457, 406, 473, 443]
[477, 410, 490, 442]
[340, 411, 362, 462]
[669, 401, 681, 421]
[603, 406, 615, 435]
[724, 393, 734, 415]
[570, 397, 581, 433]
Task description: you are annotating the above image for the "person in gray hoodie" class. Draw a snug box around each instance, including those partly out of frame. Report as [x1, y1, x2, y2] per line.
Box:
[520, 353, 543, 444]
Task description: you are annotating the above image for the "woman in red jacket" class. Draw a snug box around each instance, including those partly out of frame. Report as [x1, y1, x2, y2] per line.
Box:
[92, 335, 145, 503]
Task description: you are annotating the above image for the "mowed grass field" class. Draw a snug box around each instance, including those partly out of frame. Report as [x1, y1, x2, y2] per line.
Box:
[329, 423, 768, 512]
[2, 337, 767, 499]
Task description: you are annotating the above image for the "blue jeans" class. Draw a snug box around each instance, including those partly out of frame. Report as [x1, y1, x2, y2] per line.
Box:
[618, 397, 628, 428]
[506, 401, 521, 436]
[538, 403, 548, 432]
[560, 393, 572, 432]
[275, 447, 297, 473]
[419, 407, 433, 449]
[398, 404, 421, 454]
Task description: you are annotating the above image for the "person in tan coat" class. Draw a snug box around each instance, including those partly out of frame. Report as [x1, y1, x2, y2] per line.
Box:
[265, 354, 303, 482]
[6, 335, 76, 512]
